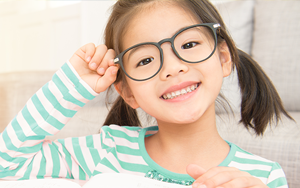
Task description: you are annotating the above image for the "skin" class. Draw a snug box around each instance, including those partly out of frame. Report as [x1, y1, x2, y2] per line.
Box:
[69, 2, 268, 188]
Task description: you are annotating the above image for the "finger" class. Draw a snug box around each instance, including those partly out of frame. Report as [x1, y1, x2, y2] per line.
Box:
[96, 49, 116, 75]
[89, 44, 108, 70]
[186, 164, 206, 180]
[194, 167, 239, 184]
[218, 176, 265, 188]
[94, 65, 119, 93]
[199, 171, 251, 188]
[81, 43, 96, 63]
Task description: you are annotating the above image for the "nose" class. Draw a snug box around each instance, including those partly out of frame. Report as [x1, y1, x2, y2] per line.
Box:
[159, 42, 189, 80]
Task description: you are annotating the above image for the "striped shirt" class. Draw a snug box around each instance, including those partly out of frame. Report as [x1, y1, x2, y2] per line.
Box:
[0, 62, 288, 187]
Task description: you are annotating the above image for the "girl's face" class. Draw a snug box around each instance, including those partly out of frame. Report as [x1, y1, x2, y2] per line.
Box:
[117, 3, 231, 126]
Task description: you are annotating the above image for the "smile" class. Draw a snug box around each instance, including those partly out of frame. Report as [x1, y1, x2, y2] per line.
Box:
[161, 83, 200, 100]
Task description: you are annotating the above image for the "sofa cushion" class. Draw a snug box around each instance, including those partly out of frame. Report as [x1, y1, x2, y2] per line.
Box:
[251, 1, 300, 111]
[215, 1, 255, 113]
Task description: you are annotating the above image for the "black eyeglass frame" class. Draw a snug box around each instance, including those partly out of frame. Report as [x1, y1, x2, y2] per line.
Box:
[113, 23, 221, 81]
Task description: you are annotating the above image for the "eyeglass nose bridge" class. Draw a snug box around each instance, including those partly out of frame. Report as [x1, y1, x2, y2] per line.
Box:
[157, 37, 180, 62]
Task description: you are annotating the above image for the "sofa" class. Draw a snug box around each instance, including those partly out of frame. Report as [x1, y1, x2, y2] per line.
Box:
[0, 0, 299, 187]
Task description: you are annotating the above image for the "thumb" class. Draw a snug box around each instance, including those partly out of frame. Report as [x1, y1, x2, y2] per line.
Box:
[186, 164, 206, 180]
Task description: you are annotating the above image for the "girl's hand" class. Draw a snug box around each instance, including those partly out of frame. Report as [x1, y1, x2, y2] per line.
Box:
[69, 43, 119, 93]
[187, 164, 268, 188]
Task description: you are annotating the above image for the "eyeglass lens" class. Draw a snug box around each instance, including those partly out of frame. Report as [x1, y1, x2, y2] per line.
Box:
[122, 25, 216, 81]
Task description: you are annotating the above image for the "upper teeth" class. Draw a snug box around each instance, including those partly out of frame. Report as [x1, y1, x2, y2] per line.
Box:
[162, 83, 199, 100]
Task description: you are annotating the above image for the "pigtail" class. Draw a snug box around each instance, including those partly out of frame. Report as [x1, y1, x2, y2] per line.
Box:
[236, 49, 293, 135]
[103, 94, 141, 127]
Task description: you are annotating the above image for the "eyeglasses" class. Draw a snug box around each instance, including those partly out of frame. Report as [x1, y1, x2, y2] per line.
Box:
[114, 23, 221, 81]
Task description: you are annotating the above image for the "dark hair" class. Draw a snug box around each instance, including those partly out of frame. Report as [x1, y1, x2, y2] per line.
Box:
[102, 0, 293, 135]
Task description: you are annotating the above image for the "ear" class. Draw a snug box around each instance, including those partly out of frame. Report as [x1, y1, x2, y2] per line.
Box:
[218, 41, 232, 78]
[114, 82, 140, 109]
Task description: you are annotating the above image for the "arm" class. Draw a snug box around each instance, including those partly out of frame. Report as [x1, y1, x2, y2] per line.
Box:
[0, 44, 118, 180]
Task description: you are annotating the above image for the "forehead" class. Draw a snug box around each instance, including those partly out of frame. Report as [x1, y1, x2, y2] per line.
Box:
[122, 4, 200, 49]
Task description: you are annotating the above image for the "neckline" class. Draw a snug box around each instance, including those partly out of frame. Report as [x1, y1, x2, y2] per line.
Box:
[138, 126, 234, 180]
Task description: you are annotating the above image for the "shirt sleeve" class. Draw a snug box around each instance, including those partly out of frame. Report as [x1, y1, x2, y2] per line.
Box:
[0, 61, 100, 180]
[266, 162, 288, 188]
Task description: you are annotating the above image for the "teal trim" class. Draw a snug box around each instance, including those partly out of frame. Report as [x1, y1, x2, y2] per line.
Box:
[52, 74, 85, 107]
[138, 126, 194, 182]
[42, 84, 77, 118]
[22, 106, 51, 136]
[61, 63, 95, 100]
[72, 137, 92, 176]
[218, 141, 234, 167]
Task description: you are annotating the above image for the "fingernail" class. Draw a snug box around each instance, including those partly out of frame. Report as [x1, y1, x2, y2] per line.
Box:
[198, 184, 207, 188]
[98, 67, 105, 75]
[86, 56, 91, 62]
[192, 183, 199, 188]
[112, 69, 118, 75]
[90, 62, 97, 69]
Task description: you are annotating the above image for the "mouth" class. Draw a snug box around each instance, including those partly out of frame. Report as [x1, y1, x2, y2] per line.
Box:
[161, 82, 201, 100]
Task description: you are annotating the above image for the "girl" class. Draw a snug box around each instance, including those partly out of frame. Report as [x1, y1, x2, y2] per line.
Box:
[0, 0, 292, 187]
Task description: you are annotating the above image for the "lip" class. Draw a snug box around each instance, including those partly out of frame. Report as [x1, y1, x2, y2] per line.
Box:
[160, 81, 200, 97]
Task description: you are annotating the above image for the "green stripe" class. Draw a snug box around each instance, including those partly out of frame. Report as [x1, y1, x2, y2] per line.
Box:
[86, 136, 101, 166]
[22, 106, 51, 136]
[2, 129, 43, 154]
[267, 177, 287, 187]
[18, 159, 34, 180]
[105, 128, 139, 143]
[37, 149, 46, 178]
[31, 94, 64, 130]
[42, 84, 77, 118]
[99, 157, 119, 173]
[58, 139, 73, 179]
[79, 166, 86, 180]
[61, 63, 95, 100]
[116, 145, 141, 156]
[49, 144, 60, 178]
[72, 137, 92, 176]
[52, 74, 85, 107]
[0, 151, 27, 165]
[11, 118, 45, 142]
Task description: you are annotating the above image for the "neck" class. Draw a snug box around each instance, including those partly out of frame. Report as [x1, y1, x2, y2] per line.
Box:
[145, 104, 230, 172]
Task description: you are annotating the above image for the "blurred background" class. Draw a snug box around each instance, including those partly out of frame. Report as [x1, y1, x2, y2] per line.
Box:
[0, 0, 237, 73]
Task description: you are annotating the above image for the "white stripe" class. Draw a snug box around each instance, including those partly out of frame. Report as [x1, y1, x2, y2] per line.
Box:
[111, 136, 139, 149]
[228, 161, 272, 171]
[94, 163, 118, 173]
[55, 142, 72, 178]
[16, 111, 37, 137]
[106, 152, 140, 175]
[29, 150, 43, 178]
[276, 185, 288, 188]
[48, 81, 82, 111]
[43, 141, 54, 176]
[92, 134, 107, 160]
[267, 169, 286, 184]
[36, 88, 69, 124]
[78, 137, 96, 173]
[235, 151, 272, 163]
[26, 99, 61, 135]
[56, 70, 89, 103]
[256, 176, 268, 184]
[66, 61, 98, 96]
[64, 138, 80, 179]
[117, 152, 147, 165]
[14, 158, 33, 179]
[109, 125, 140, 138]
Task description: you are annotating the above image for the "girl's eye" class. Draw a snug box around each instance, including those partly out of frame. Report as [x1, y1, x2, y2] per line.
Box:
[137, 57, 154, 67]
[181, 42, 199, 49]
